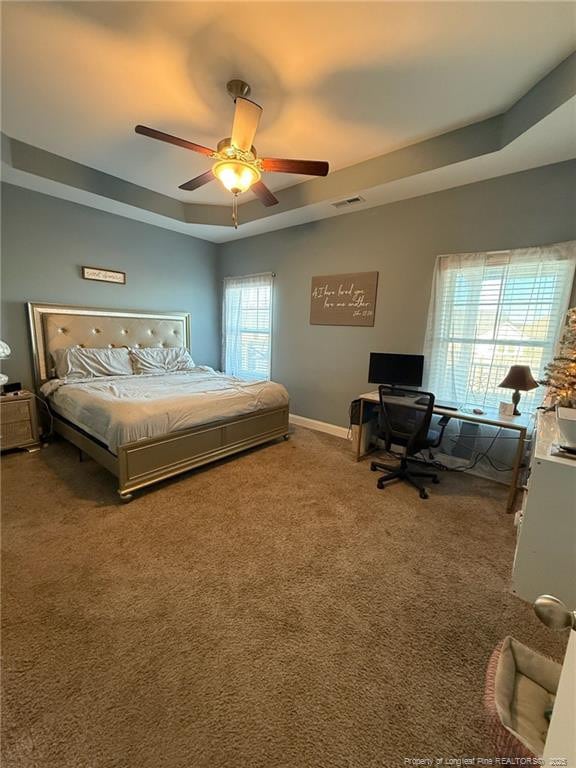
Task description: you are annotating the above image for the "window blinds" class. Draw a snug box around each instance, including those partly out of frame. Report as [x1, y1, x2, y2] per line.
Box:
[222, 273, 273, 381]
[424, 242, 576, 411]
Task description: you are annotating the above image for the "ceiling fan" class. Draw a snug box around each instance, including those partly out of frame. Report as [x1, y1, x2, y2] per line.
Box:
[135, 79, 329, 228]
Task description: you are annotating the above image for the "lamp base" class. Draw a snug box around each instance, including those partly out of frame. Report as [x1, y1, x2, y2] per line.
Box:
[512, 389, 521, 416]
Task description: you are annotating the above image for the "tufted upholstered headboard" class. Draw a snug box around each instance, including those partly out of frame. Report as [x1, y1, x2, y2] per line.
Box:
[27, 303, 191, 386]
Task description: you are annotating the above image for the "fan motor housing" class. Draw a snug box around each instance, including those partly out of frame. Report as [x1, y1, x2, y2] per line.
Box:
[226, 79, 251, 100]
[217, 137, 258, 162]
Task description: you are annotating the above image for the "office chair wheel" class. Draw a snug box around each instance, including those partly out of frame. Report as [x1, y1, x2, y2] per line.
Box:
[377, 478, 386, 489]
[433, 476, 440, 484]
[419, 488, 429, 499]
[370, 462, 378, 471]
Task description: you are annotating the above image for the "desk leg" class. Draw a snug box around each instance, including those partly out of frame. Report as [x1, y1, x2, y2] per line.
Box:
[506, 427, 527, 513]
[356, 399, 365, 461]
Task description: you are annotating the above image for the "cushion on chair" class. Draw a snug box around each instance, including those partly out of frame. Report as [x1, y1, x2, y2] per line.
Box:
[381, 427, 440, 451]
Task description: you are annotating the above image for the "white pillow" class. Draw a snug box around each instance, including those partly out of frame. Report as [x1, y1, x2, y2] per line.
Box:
[52, 346, 132, 379]
[129, 347, 196, 374]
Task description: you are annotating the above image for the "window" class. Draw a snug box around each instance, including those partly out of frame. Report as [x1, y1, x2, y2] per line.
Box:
[222, 273, 273, 381]
[424, 242, 576, 411]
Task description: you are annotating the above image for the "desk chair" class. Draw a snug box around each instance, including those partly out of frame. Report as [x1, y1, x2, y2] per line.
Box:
[370, 386, 450, 499]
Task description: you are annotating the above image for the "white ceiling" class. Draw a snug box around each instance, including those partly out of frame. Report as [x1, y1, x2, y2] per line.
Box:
[2, 1, 575, 205]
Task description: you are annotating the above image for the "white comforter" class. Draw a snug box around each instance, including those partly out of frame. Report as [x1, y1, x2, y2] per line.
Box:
[41, 367, 289, 453]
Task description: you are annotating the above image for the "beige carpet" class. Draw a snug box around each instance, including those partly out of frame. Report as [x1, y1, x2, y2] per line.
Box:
[1, 427, 566, 768]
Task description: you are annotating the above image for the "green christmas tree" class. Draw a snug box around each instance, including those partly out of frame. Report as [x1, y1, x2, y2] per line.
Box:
[542, 307, 576, 407]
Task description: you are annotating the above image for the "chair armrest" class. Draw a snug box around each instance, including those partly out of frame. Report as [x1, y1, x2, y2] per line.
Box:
[429, 415, 451, 448]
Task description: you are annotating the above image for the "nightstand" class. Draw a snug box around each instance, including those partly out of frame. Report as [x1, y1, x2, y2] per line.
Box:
[0, 391, 41, 452]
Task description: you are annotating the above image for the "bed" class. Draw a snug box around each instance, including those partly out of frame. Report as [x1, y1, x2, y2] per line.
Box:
[28, 303, 290, 501]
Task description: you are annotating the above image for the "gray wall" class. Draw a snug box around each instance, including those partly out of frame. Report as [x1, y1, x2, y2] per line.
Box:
[1, 183, 220, 388]
[2, 161, 575, 419]
[219, 160, 576, 427]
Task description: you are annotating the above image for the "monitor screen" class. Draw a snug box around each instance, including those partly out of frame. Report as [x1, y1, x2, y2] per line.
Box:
[368, 353, 424, 387]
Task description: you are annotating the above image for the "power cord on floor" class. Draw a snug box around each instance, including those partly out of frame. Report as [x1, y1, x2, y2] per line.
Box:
[29, 392, 54, 441]
[415, 428, 512, 473]
[352, 400, 530, 475]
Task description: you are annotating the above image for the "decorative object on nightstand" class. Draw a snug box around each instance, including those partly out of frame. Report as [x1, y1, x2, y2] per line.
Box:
[0, 339, 11, 386]
[498, 365, 539, 415]
[0, 390, 41, 453]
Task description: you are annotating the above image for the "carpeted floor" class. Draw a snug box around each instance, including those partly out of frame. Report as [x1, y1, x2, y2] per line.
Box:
[1, 427, 567, 768]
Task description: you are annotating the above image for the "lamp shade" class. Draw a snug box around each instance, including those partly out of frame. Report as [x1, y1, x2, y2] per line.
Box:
[212, 160, 260, 194]
[0, 339, 11, 359]
[498, 365, 539, 392]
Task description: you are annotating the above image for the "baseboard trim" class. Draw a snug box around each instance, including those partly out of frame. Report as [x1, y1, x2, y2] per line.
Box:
[289, 413, 350, 440]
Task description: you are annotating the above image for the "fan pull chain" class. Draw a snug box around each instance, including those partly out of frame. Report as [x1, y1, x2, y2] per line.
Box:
[232, 194, 239, 229]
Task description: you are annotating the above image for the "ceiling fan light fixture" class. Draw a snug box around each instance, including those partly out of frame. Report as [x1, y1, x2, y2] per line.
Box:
[212, 159, 260, 194]
[136, 80, 328, 230]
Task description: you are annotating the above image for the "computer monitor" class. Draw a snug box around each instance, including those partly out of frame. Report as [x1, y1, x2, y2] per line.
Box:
[368, 353, 424, 388]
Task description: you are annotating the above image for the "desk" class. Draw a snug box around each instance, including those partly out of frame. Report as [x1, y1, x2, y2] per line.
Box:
[355, 390, 533, 512]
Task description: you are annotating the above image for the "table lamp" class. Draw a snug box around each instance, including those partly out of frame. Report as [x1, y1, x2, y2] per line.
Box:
[0, 339, 11, 386]
[498, 364, 538, 415]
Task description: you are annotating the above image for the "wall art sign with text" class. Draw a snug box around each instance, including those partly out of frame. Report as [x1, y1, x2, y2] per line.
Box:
[82, 266, 126, 285]
[310, 271, 378, 326]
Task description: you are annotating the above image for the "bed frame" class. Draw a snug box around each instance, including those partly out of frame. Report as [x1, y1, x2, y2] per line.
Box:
[27, 303, 289, 501]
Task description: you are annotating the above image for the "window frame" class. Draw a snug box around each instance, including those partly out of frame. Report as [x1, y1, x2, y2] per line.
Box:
[423, 243, 576, 411]
[222, 272, 275, 381]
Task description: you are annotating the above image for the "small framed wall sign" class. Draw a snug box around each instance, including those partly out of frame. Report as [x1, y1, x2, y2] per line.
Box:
[82, 266, 126, 285]
[310, 271, 378, 326]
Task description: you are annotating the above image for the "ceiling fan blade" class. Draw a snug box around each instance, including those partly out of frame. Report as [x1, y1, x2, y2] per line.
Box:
[178, 170, 215, 191]
[252, 180, 279, 207]
[135, 125, 214, 157]
[261, 157, 329, 177]
[231, 98, 262, 152]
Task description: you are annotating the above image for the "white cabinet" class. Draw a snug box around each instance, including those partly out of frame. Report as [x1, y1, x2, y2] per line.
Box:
[512, 411, 576, 607]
